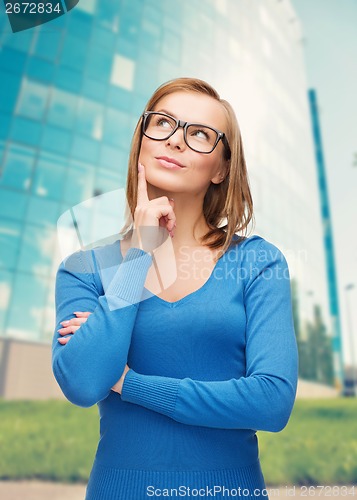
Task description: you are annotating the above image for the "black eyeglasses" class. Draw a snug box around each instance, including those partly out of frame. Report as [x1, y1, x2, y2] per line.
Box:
[141, 111, 231, 160]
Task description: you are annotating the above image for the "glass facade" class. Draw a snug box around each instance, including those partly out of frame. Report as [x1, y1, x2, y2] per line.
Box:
[0, 0, 329, 343]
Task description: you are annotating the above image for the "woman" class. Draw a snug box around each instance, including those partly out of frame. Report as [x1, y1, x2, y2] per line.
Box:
[52, 77, 298, 499]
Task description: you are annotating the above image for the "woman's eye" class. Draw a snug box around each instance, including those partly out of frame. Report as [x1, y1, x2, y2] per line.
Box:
[192, 129, 210, 141]
[157, 119, 171, 128]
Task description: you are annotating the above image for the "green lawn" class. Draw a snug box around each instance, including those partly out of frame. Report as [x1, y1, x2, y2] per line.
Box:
[0, 398, 356, 484]
[259, 398, 357, 485]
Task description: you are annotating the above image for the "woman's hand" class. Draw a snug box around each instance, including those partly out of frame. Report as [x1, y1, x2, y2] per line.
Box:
[111, 364, 130, 395]
[131, 162, 176, 252]
[57, 311, 92, 344]
[57, 311, 130, 393]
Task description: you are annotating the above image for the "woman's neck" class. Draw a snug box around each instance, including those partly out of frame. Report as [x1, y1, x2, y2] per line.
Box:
[147, 187, 210, 248]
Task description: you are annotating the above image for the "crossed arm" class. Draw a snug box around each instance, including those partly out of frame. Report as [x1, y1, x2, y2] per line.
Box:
[52, 240, 298, 431]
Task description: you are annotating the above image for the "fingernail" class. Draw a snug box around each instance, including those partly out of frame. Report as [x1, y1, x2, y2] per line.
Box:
[73, 311, 82, 315]
[169, 198, 174, 202]
[138, 162, 143, 172]
[61, 321, 69, 326]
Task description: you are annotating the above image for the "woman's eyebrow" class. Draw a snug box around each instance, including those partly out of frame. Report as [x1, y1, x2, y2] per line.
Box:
[156, 108, 177, 117]
[156, 109, 210, 126]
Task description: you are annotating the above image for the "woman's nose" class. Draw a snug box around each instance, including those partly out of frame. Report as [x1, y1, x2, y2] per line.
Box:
[165, 127, 186, 150]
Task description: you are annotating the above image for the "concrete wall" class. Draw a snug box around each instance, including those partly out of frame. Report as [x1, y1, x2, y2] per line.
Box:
[296, 378, 339, 398]
[0, 338, 64, 400]
[0, 338, 341, 401]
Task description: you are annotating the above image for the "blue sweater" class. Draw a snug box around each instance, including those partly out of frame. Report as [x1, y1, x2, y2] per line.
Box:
[52, 234, 298, 500]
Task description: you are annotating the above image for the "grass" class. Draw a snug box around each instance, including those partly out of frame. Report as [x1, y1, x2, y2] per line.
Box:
[259, 398, 357, 485]
[0, 399, 98, 482]
[0, 398, 356, 484]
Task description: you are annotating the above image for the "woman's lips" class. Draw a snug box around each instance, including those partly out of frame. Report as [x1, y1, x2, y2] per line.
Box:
[156, 157, 185, 169]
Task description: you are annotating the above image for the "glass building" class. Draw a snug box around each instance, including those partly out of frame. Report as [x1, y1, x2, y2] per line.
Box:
[0, 1, 329, 357]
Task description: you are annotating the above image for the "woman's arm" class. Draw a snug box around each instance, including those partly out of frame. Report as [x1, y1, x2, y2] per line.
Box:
[52, 162, 176, 408]
[52, 246, 152, 408]
[120, 241, 298, 432]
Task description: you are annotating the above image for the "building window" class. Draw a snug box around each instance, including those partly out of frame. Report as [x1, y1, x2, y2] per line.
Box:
[11, 117, 42, 147]
[111, 54, 135, 91]
[32, 152, 67, 200]
[0, 72, 21, 113]
[0, 270, 12, 332]
[16, 78, 49, 121]
[0, 144, 35, 191]
[0, 189, 28, 222]
[47, 88, 78, 129]
[33, 28, 62, 62]
[60, 34, 88, 70]
[25, 196, 60, 227]
[76, 97, 104, 140]
[63, 159, 95, 206]
[0, 219, 21, 270]
[17, 223, 55, 276]
[6, 271, 48, 341]
[70, 135, 100, 163]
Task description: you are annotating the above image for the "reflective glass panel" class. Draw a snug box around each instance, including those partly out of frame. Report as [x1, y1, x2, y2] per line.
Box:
[0, 219, 21, 270]
[0, 144, 35, 191]
[32, 152, 67, 200]
[71, 135, 100, 163]
[17, 223, 55, 276]
[0, 72, 21, 113]
[6, 272, 48, 341]
[26, 196, 60, 227]
[0, 270, 12, 333]
[11, 117, 42, 147]
[0, 189, 28, 221]
[16, 78, 48, 120]
[63, 159, 95, 205]
[76, 97, 104, 139]
[47, 88, 78, 129]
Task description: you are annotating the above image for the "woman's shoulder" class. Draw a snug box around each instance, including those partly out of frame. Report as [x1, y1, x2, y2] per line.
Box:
[225, 234, 290, 288]
[228, 233, 287, 265]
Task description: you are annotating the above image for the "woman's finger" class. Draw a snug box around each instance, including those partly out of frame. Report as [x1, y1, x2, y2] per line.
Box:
[156, 204, 176, 233]
[58, 336, 71, 345]
[136, 162, 149, 206]
[58, 325, 81, 335]
[168, 199, 175, 235]
[60, 317, 87, 327]
[159, 215, 168, 228]
[73, 311, 92, 318]
[158, 199, 175, 234]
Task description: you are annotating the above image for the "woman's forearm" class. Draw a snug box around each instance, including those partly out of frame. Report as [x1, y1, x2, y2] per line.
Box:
[52, 246, 152, 408]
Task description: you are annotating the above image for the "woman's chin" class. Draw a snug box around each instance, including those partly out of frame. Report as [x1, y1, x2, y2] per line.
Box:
[145, 174, 182, 193]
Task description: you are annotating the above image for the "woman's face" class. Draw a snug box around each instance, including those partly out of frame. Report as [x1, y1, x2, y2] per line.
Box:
[138, 91, 228, 197]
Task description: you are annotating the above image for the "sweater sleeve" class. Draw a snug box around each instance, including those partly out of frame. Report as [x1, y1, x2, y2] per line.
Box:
[52, 246, 152, 408]
[121, 240, 298, 432]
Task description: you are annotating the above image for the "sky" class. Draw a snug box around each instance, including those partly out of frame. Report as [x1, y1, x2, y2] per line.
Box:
[291, 0, 357, 368]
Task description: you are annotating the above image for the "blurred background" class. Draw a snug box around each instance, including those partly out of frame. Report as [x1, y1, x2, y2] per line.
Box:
[0, 0, 356, 494]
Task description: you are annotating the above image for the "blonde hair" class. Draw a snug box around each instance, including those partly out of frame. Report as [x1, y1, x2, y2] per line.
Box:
[121, 77, 254, 260]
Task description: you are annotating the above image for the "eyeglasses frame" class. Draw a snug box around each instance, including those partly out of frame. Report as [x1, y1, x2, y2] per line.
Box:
[141, 111, 231, 160]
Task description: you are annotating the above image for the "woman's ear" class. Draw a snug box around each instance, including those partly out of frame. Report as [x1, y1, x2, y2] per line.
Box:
[211, 174, 225, 185]
[211, 161, 229, 184]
